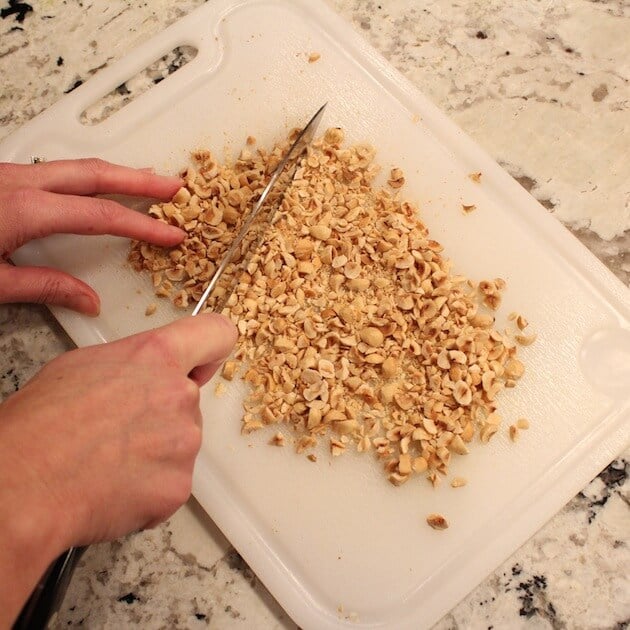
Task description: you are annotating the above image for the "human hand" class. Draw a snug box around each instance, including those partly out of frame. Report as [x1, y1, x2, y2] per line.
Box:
[0, 313, 237, 549]
[0, 158, 185, 315]
[0, 312, 237, 626]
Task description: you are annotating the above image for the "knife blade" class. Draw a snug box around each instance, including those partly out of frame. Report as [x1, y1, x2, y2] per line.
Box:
[191, 103, 327, 316]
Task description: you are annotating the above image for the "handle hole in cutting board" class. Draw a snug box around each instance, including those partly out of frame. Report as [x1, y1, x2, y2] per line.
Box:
[79, 45, 198, 126]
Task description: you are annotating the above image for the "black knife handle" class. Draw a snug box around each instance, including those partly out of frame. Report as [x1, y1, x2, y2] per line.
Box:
[13, 547, 85, 630]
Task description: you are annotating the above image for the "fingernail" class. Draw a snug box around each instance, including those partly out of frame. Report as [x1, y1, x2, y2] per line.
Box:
[140, 168, 183, 186]
[216, 313, 236, 328]
[167, 225, 186, 239]
[215, 314, 238, 353]
[76, 294, 100, 317]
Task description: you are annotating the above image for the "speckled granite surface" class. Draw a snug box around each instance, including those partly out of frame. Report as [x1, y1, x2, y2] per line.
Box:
[1, 1, 628, 629]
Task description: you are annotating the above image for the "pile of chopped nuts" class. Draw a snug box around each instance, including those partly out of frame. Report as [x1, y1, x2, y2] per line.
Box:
[129, 127, 534, 494]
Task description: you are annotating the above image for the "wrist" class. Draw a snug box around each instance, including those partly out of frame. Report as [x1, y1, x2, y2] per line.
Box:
[0, 417, 72, 627]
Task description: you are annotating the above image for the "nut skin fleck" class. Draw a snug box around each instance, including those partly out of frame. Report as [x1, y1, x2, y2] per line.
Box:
[269, 432, 285, 446]
[426, 514, 449, 530]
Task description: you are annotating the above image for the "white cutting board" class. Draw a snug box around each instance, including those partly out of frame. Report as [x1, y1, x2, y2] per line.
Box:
[1, 1, 629, 628]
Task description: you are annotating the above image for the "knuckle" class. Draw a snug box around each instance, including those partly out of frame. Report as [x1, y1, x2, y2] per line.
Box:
[79, 157, 109, 178]
[172, 474, 193, 507]
[138, 330, 177, 365]
[171, 423, 202, 461]
[79, 158, 113, 197]
[91, 197, 121, 224]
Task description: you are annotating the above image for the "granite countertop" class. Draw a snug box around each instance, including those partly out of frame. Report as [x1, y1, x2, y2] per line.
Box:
[1, 1, 629, 628]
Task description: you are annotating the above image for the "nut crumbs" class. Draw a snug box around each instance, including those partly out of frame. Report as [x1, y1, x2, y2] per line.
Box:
[129, 128, 534, 493]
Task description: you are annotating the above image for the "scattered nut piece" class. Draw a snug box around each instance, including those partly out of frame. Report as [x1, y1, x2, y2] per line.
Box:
[270, 432, 285, 446]
[172, 187, 191, 205]
[449, 435, 469, 455]
[308, 52, 321, 63]
[222, 360, 237, 381]
[450, 477, 467, 488]
[470, 313, 494, 328]
[462, 204, 476, 214]
[381, 357, 398, 378]
[468, 172, 482, 183]
[389, 472, 410, 486]
[297, 435, 317, 454]
[359, 326, 384, 348]
[453, 380, 473, 406]
[426, 513, 449, 530]
[504, 358, 525, 379]
[480, 423, 499, 443]
[242, 419, 264, 434]
[515, 333, 537, 346]
[380, 382, 398, 404]
[330, 438, 346, 457]
[412, 456, 428, 473]
[484, 293, 501, 310]
[394, 392, 414, 411]
[388, 167, 405, 188]
[398, 453, 412, 475]
[215, 382, 226, 398]
[516, 315, 529, 330]
[310, 224, 332, 240]
[516, 418, 530, 430]
[145, 303, 157, 316]
[509, 425, 519, 442]
[422, 416, 438, 435]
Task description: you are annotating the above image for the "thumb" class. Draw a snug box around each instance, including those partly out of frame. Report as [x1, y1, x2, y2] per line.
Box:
[0, 264, 100, 315]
